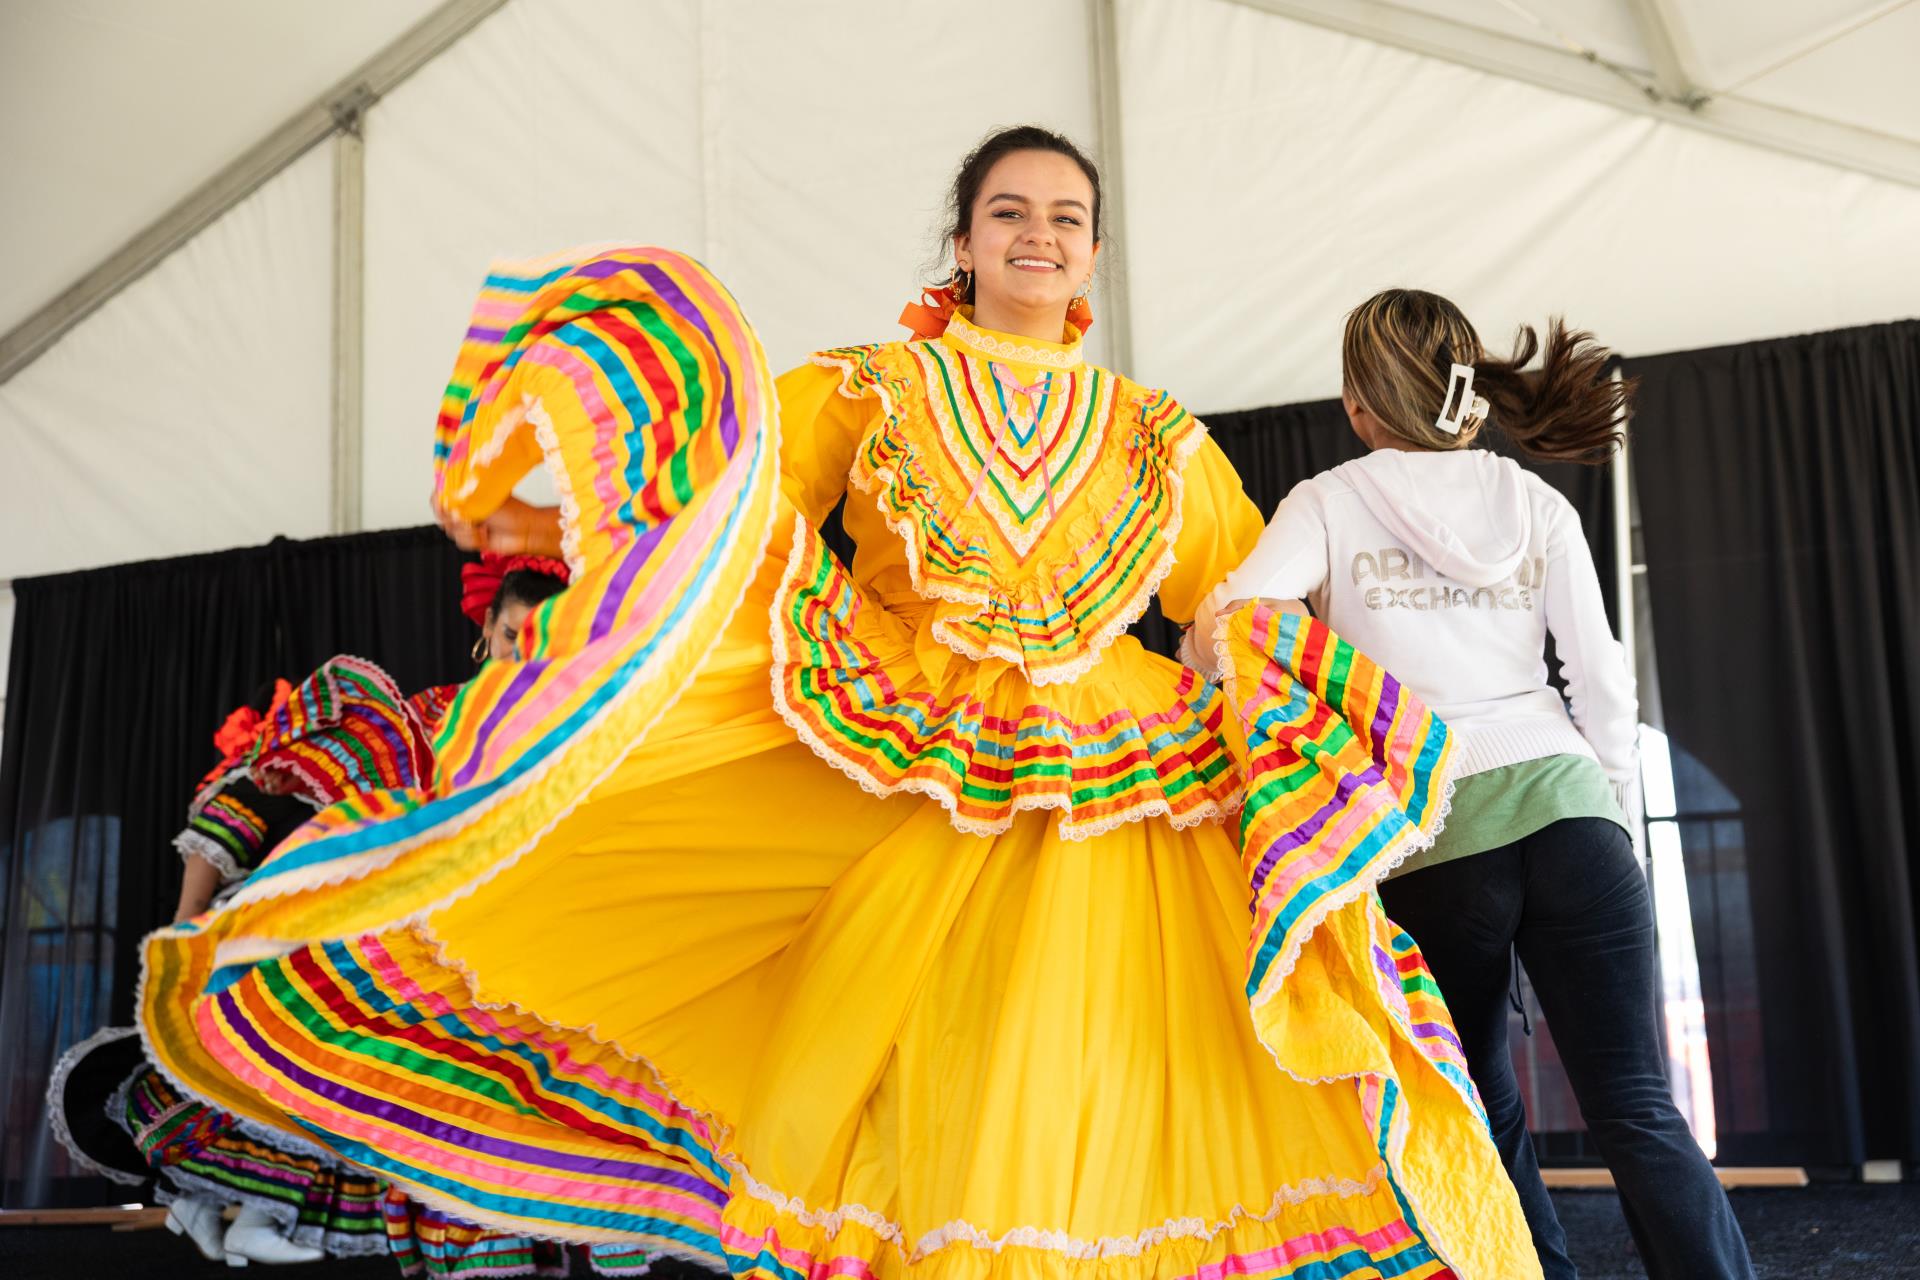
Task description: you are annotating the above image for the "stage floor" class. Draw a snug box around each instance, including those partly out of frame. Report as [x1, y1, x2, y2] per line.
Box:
[2, 1187, 1916, 1278]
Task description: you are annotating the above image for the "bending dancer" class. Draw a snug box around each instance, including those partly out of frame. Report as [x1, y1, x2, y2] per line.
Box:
[139, 129, 1541, 1278]
[57, 663, 594, 1275]
[1190, 288, 1753, 1279]
[52, 670, 424, 1265]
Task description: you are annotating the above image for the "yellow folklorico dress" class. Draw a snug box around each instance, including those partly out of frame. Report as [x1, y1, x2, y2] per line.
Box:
[138, 247, 1539, 1280]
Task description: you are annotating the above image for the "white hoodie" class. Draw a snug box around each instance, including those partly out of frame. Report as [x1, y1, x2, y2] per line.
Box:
[1190, 449, 1638, 802]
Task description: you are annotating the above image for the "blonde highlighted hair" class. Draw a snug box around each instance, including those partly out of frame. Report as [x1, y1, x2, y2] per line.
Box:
[1341, 288, 1633, 464]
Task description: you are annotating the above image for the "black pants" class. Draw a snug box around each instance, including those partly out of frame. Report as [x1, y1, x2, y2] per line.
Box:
[1379, 817, 1753, 1280]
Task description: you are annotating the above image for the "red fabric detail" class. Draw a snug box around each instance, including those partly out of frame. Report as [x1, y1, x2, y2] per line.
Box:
[897, 286, 1095, 342]
[459, 553, 571, 626]
[199, 679, 293, 788]
[898, 285, 961, 341]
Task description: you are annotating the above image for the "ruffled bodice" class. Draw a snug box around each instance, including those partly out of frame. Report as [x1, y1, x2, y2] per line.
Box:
[771, 311, 1263, 837]
[172, 657, 436, 885]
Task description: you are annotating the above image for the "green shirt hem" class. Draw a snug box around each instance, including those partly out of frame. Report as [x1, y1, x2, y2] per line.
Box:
[1387, 753, 1627, 881]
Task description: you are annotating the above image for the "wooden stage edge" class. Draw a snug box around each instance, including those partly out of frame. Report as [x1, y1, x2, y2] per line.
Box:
[0, 1206, 171, 1230]
[0, 1170, 1815, 1228]
[1544, 1166, 1810, 1189]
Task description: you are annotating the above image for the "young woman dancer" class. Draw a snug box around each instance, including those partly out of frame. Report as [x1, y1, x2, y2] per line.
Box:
[458, 552, 571, 664]
[138, 131, 1539, 1279]
[1190, 289, 1753, 1279]
[52, 670, 417, 1266]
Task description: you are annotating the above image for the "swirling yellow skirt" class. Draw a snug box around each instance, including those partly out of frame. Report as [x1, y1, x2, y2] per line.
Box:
[138, 246, 1536, 1280]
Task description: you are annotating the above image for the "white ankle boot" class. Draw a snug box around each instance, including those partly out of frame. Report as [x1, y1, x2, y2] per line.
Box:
[221, 1203, 324, 1266]
[164, 1195, 228, 1262]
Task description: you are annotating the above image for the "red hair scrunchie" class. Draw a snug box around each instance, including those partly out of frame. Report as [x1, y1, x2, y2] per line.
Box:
[897, 285, 1095, 342]
[459, 552, 571, 627]
[200, 678, 294, 788]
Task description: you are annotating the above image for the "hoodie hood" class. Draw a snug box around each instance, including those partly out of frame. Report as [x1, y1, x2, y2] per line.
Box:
[1335, 450, 1533, 588]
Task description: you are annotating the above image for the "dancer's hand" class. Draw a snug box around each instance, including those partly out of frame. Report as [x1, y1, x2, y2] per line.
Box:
[1230, 595, 1310, 618]
[433, 495, 563, 556]
[433, 496, 485, 550]
[474, 497, 565, 557]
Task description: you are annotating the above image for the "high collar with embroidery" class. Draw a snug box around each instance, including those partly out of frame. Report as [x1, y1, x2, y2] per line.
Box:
[940, 308, 1086, 374]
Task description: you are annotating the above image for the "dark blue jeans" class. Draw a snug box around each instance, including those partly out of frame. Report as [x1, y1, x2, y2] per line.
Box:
[1379, 817, 1754, 1280]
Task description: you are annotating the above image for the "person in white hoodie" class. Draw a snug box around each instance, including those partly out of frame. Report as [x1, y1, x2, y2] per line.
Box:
[1188, 289, 1752, 1280]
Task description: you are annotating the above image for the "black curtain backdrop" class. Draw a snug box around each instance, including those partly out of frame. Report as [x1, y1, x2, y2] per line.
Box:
[1627, 320, 1920, 1167]
[0, 527, 472, 1208]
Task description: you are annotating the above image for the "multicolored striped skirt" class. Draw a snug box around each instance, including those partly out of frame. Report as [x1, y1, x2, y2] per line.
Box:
[116, 1063, 389, 1255]
[385, 1192, 655, 1277]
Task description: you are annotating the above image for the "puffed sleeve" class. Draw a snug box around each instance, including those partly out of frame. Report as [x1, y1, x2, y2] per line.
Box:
[1158, 435, 1265, 624]
[774, 361, 871, 528]
[174, 774, 317, 885]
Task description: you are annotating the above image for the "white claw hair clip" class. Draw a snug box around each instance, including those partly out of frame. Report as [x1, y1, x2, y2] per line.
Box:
[1435, 363, 1489, 435]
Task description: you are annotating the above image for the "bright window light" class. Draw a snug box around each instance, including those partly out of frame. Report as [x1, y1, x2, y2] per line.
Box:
[1639, 723, 1678, 819]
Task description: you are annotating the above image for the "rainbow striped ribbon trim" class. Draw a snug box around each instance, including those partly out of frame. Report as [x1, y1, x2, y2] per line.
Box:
[819, 341, 1204, 686]
[771, 518, 1239, 837]
[1222, 606, 1452, 1006]
[224, 247, 780, 910]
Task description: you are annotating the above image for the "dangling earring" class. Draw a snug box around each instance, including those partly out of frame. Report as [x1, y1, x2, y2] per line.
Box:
[948, 264, 972, 302]
[471, 633, 488, 666]
[1066, 279, 1095, 335]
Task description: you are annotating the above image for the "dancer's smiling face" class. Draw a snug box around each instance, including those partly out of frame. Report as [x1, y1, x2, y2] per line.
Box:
[484, 600, 534, 663]
[954, 149, 1099, 331]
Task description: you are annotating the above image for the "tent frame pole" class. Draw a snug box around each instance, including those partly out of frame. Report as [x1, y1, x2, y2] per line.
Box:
[1624, 0, 1710, 107]
[331, 120, 367, 536]
[1088, 0, 1136, 376]
[1224, 0, 1920, 190]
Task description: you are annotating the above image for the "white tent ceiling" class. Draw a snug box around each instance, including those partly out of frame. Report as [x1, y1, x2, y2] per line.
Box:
[0, 1, 444, 336]
[1377, 0, 1920, 141]
[2, 0, 1917, 593]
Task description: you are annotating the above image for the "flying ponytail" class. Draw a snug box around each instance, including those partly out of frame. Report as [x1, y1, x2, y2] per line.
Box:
[1342, 288, 1633, 465]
